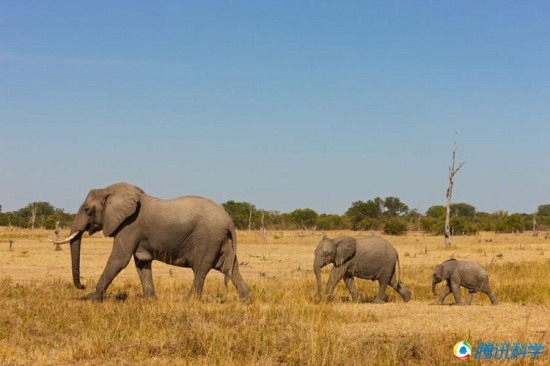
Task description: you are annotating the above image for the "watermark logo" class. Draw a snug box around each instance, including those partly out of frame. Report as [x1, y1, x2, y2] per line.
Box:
[453, 341, 472, 360]
[474, 342, 544, 360]
[453, 341, 545, 361]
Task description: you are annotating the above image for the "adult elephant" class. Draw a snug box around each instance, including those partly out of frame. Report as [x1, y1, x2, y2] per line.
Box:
[51, 182, 250, 301]
[313, 235, 411, 303]
[432, 259, 498, 305]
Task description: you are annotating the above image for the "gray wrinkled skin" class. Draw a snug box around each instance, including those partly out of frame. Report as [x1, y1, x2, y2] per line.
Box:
[67, 182, 250, 302]
[314, 235, 411, 303]
[432, 259, 498, 305]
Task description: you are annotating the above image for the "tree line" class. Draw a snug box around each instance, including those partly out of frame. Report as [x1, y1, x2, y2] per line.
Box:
[2, 198, 550, 235]
[222, 198, 550, 235]
[0, 202, 74, 230]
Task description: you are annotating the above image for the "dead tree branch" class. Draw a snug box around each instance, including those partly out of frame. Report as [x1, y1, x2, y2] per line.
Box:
[445, 139, 465, 247]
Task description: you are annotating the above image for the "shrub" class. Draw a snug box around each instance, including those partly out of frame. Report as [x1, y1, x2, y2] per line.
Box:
[383, 218, 407, 235]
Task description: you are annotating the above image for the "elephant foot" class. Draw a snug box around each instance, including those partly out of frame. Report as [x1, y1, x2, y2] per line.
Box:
[373, 298, 386, 304]
[241, 293, 254, 305]
[82, 291, 104, 302]
[400, 289, 412, 303]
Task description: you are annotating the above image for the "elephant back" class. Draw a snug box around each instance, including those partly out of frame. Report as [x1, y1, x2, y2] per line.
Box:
[349, 236, 399, 280]
[143, 195, 235, 239]
[354, 236, 398, 263]
[161, 195, 232, 222]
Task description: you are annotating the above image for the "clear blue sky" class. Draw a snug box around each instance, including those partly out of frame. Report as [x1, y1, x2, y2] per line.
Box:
[1, 1, 549, 215]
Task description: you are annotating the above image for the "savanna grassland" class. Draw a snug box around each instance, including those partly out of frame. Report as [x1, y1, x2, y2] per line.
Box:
[0, 228, 548, 365]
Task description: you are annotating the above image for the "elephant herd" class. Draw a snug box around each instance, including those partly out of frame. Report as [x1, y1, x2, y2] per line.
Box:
[51, 182, 498, 305]
[314, 235, 498, 305]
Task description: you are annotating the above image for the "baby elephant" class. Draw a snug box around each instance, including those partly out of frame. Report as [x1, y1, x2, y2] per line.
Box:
[432, 259, 498, 305]
[314, 235, 411, 303]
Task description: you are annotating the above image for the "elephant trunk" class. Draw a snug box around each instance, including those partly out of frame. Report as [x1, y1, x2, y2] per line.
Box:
[313, 256, 324, 298]
[69, 210, 88, 290]
[70, 232, 85, 289]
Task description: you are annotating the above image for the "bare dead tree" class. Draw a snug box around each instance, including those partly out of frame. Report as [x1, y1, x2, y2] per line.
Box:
[248, 205, 252, 231]
[260, 210, 268, 244]
[54, 221, 62, 251]
[445, 139, 465, 247]
[29, 203, 37, 230]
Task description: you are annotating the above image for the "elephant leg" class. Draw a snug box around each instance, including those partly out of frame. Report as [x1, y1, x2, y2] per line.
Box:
[389, 272, 412, 303]
[343, 275, 359, 302]
[486, 291, 499, 305]
[134, 257, 155, 298]
[465, 290, 475, 305]
[188, 267, 211, 299]
[438, 284, 452, 304]
[374, 280, 388, 304]
[481, 281, 499, 305]
[88, 240, 134, 301]
[450, 282, 463, 305]
[325, 265, 346, 297]
[483, 287, 499, 305]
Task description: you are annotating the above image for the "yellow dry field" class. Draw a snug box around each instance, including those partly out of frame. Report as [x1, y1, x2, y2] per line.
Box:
[0, 229, 548, 365]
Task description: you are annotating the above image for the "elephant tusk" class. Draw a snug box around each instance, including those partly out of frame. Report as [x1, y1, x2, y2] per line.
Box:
[49, 231, 80, 245]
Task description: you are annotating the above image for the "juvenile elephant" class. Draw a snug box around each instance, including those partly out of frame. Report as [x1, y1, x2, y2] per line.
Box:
[51, 182, 250, 301]
[313, 235, 411, 303]
[432, 259, 498, 305]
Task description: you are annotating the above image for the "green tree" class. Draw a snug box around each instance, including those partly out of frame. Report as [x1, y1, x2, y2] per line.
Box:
[404, 209, 422, 231]
[288, 208, 318, 230]
[424, 203, 477, 234]
[261, 210, 285, 230]
[383, 197, 409, 217]
[345, 199, 382, 230]
[473, 212, 494, 232]
[420, 216, 444, 234]
[450, 203, 476, 218]
[537, 204, 550, 217]
[17, 202, 56, 227]
[383, 218, 407, 235]
[316, 214, 347, 230]
[426, 206, 446, 218]
[222, 201, 257, 230]
[0, 202, 74, 229]
[0, 212, 8, 226]
[450, 217, 475, 235]
[494, 213, 525, 233]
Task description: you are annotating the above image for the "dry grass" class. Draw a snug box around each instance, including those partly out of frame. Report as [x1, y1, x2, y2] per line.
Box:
[0, 228, 548, 365]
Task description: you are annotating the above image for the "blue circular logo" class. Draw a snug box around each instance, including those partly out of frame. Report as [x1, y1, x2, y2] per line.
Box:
[453, 341, 472, 360]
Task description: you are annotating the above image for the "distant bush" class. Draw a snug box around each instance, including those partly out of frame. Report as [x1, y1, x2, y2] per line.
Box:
[383, 218, 407, 235]
[0, 202, 74, 229]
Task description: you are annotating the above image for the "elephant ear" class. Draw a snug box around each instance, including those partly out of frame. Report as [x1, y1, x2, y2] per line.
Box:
[440, 258, 459, 279]
[102, 183, 143, 237]
[433, 265, 443, 280]
[334, 236, 357, 266]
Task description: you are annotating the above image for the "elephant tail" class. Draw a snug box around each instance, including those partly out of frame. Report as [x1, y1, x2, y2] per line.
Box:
[217, 227, 238, 287]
